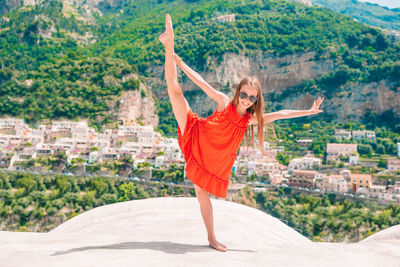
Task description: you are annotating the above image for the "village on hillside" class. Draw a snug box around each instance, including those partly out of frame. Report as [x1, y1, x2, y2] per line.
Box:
[0, 116, 399, 204]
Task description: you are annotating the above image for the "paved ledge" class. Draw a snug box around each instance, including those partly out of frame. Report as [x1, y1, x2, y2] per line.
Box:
[0, 197, 399, 266]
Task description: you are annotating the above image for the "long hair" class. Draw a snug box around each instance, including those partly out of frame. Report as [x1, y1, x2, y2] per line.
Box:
[231, 77, 264, 152]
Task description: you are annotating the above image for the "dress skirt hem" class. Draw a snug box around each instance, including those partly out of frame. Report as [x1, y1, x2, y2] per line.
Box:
[178, 110, 229, 198]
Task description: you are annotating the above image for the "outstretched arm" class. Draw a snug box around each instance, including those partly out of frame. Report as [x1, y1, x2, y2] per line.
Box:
[174, 54, 230, 110]
[249, 97, 324, 125]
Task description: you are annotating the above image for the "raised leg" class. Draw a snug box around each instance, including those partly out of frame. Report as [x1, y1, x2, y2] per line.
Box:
[159, 14, 190, 135]
[194, 184, 228, 252]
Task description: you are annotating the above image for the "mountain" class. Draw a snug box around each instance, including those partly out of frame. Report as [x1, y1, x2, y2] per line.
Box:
[0, 0, 399, 134]
[293, 0, 400, 31]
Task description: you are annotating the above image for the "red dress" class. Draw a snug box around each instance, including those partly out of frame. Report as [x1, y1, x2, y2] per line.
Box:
[178, 101, 251, 198]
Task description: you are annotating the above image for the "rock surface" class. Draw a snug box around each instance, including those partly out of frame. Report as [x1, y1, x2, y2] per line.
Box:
[0, 197, 399, 266]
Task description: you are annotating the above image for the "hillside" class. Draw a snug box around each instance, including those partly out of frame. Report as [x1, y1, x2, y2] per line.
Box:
[0, 0, 399, 133]
[294, 0, 400, 31]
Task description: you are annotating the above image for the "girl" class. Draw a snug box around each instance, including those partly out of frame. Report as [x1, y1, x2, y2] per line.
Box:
[159, 14, 324, 252]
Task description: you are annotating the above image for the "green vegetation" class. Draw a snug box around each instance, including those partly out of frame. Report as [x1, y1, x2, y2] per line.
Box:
[305, 0, 400, 30]
[255, 189, 400, 242]
[1, 170, 399, 242]
[0, 171, 187, 232]
[1, 0, 399, 131]
[271, 119, 400, 159]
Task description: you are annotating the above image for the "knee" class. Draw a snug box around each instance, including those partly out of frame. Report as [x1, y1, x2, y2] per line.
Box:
[167, 83, 182, 95]
[195, 185, 209, 200]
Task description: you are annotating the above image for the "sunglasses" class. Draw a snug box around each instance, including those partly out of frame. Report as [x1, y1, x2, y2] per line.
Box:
[239, 92, 257, 103]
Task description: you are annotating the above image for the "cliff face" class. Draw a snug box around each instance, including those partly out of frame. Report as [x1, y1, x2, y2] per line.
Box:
[152, 52, 399, 121]
[206, 52, 335, 92]
[117, 90, 159, 127]
[277, 80, 400, 121]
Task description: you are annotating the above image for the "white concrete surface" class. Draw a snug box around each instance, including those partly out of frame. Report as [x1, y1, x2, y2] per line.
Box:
[0, 197, 399, 266]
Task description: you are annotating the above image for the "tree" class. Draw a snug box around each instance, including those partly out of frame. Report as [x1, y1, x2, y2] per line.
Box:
[358, 144, 372, 155]
[276, 152, 290, 165]
[15, 176, 37, 195]
[55, 176, 71, 195]
[378, 159, 387, 168]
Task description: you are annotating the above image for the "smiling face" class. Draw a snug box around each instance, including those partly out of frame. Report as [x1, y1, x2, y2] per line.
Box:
[237, 84, 258, 110]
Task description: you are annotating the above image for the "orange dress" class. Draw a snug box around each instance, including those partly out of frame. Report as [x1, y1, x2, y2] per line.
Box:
[178, 101, 250, 198]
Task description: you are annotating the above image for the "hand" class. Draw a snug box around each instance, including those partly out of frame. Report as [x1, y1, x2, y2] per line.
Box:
[174, 53, 182, 65]
[309, 96, 324, 115]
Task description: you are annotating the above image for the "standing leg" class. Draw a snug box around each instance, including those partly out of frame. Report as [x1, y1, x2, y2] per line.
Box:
[159, 14, 190, 134]
[194, 184, 228, 252]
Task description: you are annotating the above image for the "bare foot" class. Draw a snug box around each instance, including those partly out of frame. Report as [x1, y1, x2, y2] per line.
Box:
[209, 239, 228, 252]
[159, 14, 174, 46]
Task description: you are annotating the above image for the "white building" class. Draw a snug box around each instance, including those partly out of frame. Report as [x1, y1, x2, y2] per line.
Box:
[349, 154, 359, 165]
[314, 173, 328, 192]
[369, 185, 386, 199]
[35, 143, 53, 156]
[213, 13, 235, 23]
[0, 118, 26, 129]
[119, 142, 141, 156]
[88, 151, 99, 164]
[326, 143, 358, 162]
[54, 138, 76, 151]
[352, 130, 376, 140]
[335, 129, 351, 139]
[288, 156, 321, 173]
[155, 156, 165, 168]
[327, 175, 347, 193]
[101, 148, 119, 161]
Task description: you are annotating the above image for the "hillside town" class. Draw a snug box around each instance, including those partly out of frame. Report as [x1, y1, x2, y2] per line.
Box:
[0, 117, 399, 204]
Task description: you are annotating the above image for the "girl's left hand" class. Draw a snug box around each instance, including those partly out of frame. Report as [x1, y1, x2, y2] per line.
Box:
[309, 97, 324, 115]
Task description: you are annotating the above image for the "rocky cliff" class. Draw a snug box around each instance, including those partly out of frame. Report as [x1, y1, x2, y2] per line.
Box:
[151, 51, 399, 121]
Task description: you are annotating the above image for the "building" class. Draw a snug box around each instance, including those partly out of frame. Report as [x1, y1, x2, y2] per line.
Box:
[335, 129, 351, 139]
[35, 143, 53, 156]
[213, 14, 235, 23]
[387, 158, 400, 173]
[155, 156, 165, 168]
[393, 181, 400, 194]
[349, 154, 359, 165]
[289, 170, 317, 189]
[339, 169, 351, 180]
[349, 173, 372, 193]
[288, 156, 321, 173]
[314, 173, 328, 192]
[326, 143, 358, 162]
[296, 139, 313, 146]
[88, 151, 99, 164]
[369, 185, 386, 199]
[101, 148, 119, 161]
[397, 143, 400, 157]
[327, 175, 347, 193]
[247, 161, 279, 177]
[352, 130, 376, 140]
